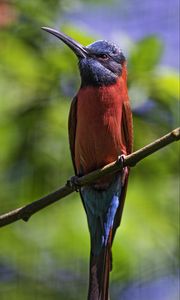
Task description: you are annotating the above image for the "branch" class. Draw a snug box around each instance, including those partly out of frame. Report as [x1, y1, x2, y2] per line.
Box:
[0, 127, 179, 228]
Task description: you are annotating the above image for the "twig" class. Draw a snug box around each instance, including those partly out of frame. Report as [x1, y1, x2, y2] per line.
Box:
[0, 127, 179, 228]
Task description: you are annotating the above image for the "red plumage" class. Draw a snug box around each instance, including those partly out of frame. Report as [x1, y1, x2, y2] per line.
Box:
[75, 80, 127, 174]
[69, 64, 133, 176]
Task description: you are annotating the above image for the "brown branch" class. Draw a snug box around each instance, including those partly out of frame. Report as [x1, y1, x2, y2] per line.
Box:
[0, 127, 179, 228]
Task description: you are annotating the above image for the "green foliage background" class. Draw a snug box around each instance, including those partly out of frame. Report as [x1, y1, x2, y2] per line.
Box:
[0, 1, 179, 299]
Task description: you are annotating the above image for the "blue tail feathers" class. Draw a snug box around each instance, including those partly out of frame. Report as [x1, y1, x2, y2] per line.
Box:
[81, 175, 122, 255]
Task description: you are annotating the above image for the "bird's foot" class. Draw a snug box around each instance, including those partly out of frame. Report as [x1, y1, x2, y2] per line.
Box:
[117, 154, 126, 168]
[118, 154, 128, 185]
[66, 176, 80, 192]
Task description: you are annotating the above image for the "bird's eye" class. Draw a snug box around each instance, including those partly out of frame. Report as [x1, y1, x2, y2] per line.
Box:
[97, 54, 109, 60]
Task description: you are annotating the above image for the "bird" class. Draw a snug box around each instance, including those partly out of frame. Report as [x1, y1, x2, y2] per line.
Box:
[42, 27, 133, 300]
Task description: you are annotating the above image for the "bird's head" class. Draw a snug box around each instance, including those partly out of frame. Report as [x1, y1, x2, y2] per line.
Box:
[42, 27, 126, 87]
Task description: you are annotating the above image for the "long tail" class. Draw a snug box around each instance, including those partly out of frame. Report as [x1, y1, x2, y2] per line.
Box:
[81, 175, 124, 300]
[88, 233, 112, 300]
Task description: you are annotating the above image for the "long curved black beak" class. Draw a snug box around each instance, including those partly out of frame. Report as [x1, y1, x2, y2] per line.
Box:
[42, 27, 89, 59]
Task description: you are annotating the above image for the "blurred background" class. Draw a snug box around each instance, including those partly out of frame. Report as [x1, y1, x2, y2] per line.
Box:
[0, 0, 179, 299]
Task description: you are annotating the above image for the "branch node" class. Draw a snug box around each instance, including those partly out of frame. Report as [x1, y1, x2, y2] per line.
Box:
[22, 212, 31, 222]
[128, 161, 137, 167]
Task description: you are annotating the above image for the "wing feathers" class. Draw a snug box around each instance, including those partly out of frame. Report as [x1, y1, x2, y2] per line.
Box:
[68, 96, 78, 174]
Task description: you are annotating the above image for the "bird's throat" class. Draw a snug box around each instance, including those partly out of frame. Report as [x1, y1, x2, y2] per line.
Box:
[79, 59, 119, 87]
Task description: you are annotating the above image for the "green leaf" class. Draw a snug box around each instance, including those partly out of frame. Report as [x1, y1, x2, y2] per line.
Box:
[128, 36, 164, 80]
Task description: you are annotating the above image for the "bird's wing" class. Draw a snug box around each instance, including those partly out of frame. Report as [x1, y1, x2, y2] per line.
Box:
[111, 100, 133, 243]
[122, 100, 133, 154]
[68, 96, 78, 174]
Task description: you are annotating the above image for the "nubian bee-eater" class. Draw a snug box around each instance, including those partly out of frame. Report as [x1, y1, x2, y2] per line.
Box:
[42, 27, 133, 300]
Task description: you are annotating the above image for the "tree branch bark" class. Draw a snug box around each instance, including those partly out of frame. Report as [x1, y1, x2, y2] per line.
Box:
[0, 127, 179, 228]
